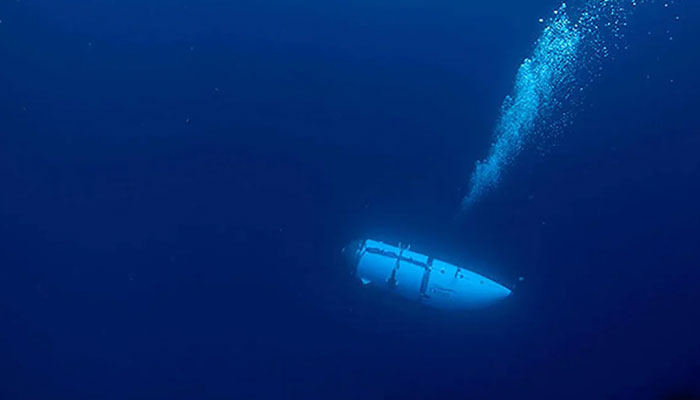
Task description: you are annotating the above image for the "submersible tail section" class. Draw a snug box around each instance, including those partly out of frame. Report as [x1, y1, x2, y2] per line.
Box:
[344, 239, 511, 309]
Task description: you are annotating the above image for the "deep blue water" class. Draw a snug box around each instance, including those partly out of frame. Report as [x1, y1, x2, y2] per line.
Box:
[1, 0, 699, 399]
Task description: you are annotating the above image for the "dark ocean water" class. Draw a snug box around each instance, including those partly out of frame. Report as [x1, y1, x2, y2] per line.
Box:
[1, 0, 699, 399]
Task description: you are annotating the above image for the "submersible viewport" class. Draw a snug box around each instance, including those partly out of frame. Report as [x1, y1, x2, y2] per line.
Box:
[343, 239, 511, 309]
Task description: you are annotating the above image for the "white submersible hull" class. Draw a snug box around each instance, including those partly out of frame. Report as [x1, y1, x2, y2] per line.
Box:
[344, 239, 511, 309]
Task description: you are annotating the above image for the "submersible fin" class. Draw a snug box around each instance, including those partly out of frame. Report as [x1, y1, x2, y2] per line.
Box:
[343, 239, 511, 309]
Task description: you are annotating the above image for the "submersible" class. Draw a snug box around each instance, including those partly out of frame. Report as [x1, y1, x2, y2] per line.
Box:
[343, 239, 511, 309]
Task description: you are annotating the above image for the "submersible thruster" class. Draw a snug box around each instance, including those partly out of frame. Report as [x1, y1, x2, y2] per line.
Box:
[344, 239, 511, 309]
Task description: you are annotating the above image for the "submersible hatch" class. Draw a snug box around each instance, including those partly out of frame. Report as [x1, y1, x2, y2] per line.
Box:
[343, 239, 511, 309]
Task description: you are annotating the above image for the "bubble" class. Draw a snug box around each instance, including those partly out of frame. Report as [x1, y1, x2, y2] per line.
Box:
[462, 0, 651, 210]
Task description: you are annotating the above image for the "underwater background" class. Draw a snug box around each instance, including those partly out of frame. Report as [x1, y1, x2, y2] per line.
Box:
[1, 0, 699, 398]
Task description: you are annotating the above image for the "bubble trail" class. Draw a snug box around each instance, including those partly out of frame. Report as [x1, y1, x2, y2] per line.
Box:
[461, 0, 642, 210]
